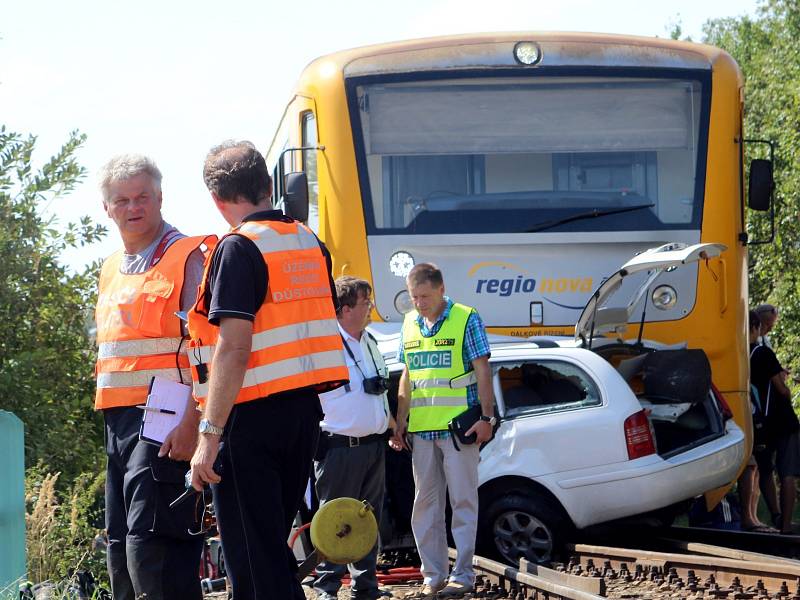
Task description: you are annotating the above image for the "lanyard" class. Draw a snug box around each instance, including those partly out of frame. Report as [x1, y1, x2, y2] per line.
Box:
[340, 333, 382, 380]
[149, 227, 181, 268]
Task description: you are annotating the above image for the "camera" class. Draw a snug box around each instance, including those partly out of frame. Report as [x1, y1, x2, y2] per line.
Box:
[363, 376, 390, 395]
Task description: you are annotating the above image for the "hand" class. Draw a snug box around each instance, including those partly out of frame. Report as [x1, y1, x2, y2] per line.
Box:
[465, 419, 493, 444]
[159, 417, 199, 461]
[389, 422, 408, 451]
[190, 434, 222, 491]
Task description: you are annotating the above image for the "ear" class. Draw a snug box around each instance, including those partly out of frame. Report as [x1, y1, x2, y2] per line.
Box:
[102, 201, 111, 218]
[211, 192, 225, 210]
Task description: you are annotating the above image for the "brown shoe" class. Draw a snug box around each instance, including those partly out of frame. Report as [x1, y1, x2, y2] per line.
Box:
[403, 582, 446, 599]
[437, 581, 475, 598]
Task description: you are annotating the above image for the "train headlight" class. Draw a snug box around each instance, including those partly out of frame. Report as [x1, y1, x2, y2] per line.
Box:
[389, 251, 415, 278]
[394, 290, 414, 314]
[514, 42, 542, 65]
[652, 285, 678, 310]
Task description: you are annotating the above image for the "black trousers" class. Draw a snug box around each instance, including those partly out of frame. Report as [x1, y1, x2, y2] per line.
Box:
[212, 389, 322, 600]
[104, 407, 204, 600]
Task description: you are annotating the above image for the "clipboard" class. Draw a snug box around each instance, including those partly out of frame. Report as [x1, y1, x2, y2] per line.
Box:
[138, 376, 192, 446]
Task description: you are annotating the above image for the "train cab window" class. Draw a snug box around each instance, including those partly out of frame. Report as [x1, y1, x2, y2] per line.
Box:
[496, 360, 601, 419]
[302, 112, 320, 233]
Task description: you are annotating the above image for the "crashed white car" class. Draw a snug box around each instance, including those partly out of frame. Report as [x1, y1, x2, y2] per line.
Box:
[371, 243, 745, 565]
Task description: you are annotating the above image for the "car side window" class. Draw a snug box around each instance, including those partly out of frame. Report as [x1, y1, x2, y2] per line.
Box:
[496, 360, 601, 419]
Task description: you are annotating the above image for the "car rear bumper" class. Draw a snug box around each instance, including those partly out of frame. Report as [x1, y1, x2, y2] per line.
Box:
[550, 421, 745, 528]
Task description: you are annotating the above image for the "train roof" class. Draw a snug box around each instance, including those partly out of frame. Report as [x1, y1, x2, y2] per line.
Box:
[299, 31, 736, 79]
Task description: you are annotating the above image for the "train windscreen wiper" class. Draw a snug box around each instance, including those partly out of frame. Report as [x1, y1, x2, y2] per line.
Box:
[525, 203, 656, 233]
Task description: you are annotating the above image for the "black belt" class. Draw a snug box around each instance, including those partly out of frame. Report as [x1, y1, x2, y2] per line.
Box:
[324, 431, 386, 448]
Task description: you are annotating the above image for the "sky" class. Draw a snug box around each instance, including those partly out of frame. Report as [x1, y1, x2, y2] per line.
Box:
[2, 0, 760, 271]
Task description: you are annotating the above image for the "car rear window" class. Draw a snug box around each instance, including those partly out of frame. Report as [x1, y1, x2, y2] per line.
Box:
[497, 360, 601, 418]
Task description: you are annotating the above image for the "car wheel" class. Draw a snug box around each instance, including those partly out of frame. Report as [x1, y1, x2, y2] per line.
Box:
[479, 492, 569, 565]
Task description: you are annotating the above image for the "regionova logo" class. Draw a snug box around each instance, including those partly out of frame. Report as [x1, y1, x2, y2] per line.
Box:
[467, 261, 593, 309]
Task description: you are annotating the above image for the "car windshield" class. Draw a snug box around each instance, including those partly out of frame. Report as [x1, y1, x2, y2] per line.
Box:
[350, 75, 708, 235]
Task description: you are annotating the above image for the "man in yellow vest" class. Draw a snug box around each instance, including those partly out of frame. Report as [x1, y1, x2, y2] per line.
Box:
[391, 263, 495, 599]
[95, 154, 211, 600]
[188, 140, 348, 600]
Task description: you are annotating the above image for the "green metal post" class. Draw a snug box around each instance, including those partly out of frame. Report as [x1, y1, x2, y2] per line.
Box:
[0, 411, 25, 597]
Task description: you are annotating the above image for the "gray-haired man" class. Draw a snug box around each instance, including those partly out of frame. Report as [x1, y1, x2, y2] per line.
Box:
[95, 154, 209, 600]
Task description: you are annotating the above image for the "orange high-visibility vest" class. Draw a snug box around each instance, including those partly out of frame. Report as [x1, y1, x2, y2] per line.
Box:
[95, 235, 216, 410]
[187, 219, 348, 406]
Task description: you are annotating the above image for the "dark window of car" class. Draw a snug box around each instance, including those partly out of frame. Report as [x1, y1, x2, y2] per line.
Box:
[496, 360, 601, 418]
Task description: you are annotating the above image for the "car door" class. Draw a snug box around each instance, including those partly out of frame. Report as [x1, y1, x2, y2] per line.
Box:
[480, 352, 631, 481]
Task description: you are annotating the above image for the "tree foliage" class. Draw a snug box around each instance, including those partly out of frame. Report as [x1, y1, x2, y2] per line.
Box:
[0, 127, 107, 482]
[704, 0, 800, 374]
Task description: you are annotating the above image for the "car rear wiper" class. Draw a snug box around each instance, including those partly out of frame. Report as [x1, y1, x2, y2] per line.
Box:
[525, 203, 656, 233]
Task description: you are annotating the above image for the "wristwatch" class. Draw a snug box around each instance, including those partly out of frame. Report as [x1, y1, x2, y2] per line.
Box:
[479, 414, 497, 427]
[198, 419, 224, 436]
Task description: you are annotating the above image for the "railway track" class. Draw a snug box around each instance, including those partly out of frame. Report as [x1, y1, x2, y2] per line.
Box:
[381, 538, 800, 599]
[553, 541, 800, 600]
[660, 526, 800, 560]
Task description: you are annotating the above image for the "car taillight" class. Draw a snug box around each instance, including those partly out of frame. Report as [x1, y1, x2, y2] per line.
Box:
[711, 383, 734, 421]
[624, 410, 656, 459]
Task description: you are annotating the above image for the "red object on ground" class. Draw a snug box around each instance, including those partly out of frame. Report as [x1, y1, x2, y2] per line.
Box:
[340, 567, 423, 586]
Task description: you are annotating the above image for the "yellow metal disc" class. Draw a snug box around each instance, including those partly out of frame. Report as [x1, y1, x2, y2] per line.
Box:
[310, 497, 378, 564]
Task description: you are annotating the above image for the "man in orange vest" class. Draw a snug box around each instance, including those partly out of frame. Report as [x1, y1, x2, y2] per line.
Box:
[95, 154, 213, 600]
[188, 140, 348, 600]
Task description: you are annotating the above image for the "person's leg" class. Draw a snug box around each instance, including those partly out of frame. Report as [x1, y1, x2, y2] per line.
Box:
[748, 466, 764, 526]
[103, 410, 135, 600]
[778, 475, 796, 533]
[276, 393, 322, 600]
[214, 402, 302, 600]
[349, 441, 386, 600]
[755, 448, 781, 521]
[213, 392, 321, 600]
[410, 436, 448, 589]
[313, 445, 366, 597]
[440, 439, 480, 587]
[738, 462, 765, 529]
[123, 423, 203, 600]
[212, 422, 257, 600]
[774, 432, 800, 533]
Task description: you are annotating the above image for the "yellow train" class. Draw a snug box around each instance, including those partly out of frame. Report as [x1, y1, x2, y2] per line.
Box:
[266, 32, 775, 504]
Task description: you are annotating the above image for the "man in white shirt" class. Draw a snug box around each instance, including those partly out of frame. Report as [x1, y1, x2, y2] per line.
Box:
[313, 276, 395, 600]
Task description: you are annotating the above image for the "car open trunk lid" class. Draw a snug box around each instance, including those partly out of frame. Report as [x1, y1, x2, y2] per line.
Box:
[574, 242, 727, 344]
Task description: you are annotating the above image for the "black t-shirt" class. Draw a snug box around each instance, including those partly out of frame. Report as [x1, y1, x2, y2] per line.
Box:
[200, 209, 338, 325]
[749, 342, 799, 435]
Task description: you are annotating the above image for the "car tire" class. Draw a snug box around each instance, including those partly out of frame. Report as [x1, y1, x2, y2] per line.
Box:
[478, 492, 570, 566]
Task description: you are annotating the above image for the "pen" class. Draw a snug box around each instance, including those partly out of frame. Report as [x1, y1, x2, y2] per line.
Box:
[136, 405, 177, 415]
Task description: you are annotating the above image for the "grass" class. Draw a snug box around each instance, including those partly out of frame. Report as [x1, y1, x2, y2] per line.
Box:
[19, 467, 108, 598]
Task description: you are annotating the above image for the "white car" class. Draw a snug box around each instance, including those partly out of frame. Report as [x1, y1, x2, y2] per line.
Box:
[370, 242, 745, 564]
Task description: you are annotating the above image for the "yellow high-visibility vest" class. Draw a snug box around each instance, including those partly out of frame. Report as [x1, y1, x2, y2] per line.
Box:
[402, 303, 475, 432]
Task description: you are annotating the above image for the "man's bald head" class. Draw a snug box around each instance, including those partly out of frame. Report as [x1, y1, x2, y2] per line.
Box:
[203, 140, 272, 205]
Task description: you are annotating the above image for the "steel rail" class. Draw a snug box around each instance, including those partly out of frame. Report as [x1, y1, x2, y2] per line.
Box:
[448, 548, 605, 600]
[664, 525, 800, 559]
[566, 542, 800, 597]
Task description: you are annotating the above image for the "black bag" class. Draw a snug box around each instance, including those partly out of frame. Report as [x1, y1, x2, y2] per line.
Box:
[447, 405, 500, 451]
[641, 349, 711, 404]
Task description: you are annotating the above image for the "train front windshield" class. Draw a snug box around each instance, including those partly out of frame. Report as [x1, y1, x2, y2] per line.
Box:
[349, 75, 709, 235]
